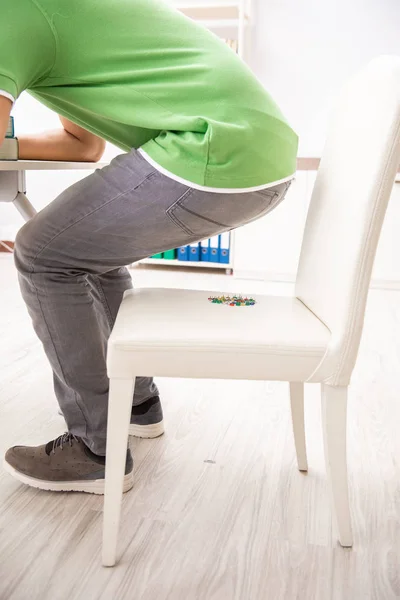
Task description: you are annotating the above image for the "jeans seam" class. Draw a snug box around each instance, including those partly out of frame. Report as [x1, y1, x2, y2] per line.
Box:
[91, 275, 113, 329]
[166, 187, 196, 235]
[166, 186, 194, 213]
[26, 268, 89, 440]
[179, 205, 229, 229]
[167, 208, 195, 236]
[242, 192, 280, 226]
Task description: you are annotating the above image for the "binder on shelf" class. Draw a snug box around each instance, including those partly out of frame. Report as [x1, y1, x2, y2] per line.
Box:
[218, 232, 230, 264]
[200, 239, 210, 262]
[189, 242, 200, 261]
[150, 252, 163, 259]
[6, 116, 14, 138]
[209, 235, 219, 263]
[177, 246, 189, 261]
[163, 249, 176, 260]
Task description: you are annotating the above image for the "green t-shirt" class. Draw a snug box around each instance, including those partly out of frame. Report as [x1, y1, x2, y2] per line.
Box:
[1, 0, 298, 189]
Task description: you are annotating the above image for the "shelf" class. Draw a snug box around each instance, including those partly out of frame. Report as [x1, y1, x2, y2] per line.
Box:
[196, 19, 240, 28]
[170, 2, 250, 22]
[172, 1, 244, 10]
[173, 1, 242, 7]
[167, 0, 252, 59]
[139, 258, 232, 269]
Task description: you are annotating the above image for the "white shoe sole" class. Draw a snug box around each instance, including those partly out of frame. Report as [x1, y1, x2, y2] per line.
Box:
[3, 459, 133, 495]
[129, 420, 165, 439]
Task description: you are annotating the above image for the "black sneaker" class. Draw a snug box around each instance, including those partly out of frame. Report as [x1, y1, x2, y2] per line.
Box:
[130, 396, 164, 438]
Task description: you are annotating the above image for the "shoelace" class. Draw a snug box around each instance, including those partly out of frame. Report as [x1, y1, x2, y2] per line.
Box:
[50, 432, 80, 455]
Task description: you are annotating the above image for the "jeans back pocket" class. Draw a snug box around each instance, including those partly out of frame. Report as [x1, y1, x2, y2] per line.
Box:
[166, 181, 292, 237]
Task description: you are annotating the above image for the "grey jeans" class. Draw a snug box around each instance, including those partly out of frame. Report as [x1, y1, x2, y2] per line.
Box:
[13, 149, 290, 454]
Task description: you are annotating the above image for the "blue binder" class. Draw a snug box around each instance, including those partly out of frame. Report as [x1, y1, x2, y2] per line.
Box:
[218, 232, 230, 263]
[189, 243, 200, 261]
[209, 236, 219, 263]
[200, 239, 210, 261]
[177, 246, 189, 261]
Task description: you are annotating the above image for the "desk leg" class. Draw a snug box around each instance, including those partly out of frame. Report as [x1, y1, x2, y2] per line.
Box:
[13, 170, 36, 222]
[13, 192, 37, 221]
[0, 169, 36, 223]
[0, 170, 36, 250]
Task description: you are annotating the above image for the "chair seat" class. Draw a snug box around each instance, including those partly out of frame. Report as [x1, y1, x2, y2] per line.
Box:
[107, 288, 331, 381]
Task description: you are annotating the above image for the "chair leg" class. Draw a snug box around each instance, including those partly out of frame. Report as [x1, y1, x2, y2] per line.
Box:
[102, 377, 136, 567]
[321, 383, 353, 548]
[289, 382, 308, 472]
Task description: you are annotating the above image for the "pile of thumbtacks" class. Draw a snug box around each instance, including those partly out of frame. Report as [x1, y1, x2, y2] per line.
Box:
[208, 295, 256, 307]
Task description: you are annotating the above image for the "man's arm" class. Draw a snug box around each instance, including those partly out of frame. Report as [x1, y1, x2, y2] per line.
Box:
[0, 96, 13, 145]
[18, 116, 106, 162]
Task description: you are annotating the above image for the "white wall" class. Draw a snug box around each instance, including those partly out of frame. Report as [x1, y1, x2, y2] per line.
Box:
[251, 0, 400, 156]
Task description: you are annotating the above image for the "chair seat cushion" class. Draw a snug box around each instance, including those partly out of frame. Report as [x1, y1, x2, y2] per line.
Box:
[107, 288, 331, 382]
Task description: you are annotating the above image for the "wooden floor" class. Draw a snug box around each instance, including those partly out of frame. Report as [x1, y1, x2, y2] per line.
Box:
[0, 255, 399, 600]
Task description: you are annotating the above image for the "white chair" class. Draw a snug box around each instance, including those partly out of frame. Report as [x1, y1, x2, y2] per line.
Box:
[102, 56, 400, 567]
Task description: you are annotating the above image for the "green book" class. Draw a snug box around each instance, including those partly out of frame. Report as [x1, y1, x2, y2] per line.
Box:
[6, 116, 14, 138]
[150, 253, 163, 259]
[163, 249, 176, 260]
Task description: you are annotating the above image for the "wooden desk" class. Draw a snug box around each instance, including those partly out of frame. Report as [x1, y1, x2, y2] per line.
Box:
[0, 160, 106, 222]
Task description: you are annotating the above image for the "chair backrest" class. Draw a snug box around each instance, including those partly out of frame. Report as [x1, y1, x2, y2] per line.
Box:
[295, 56, 400, 386]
